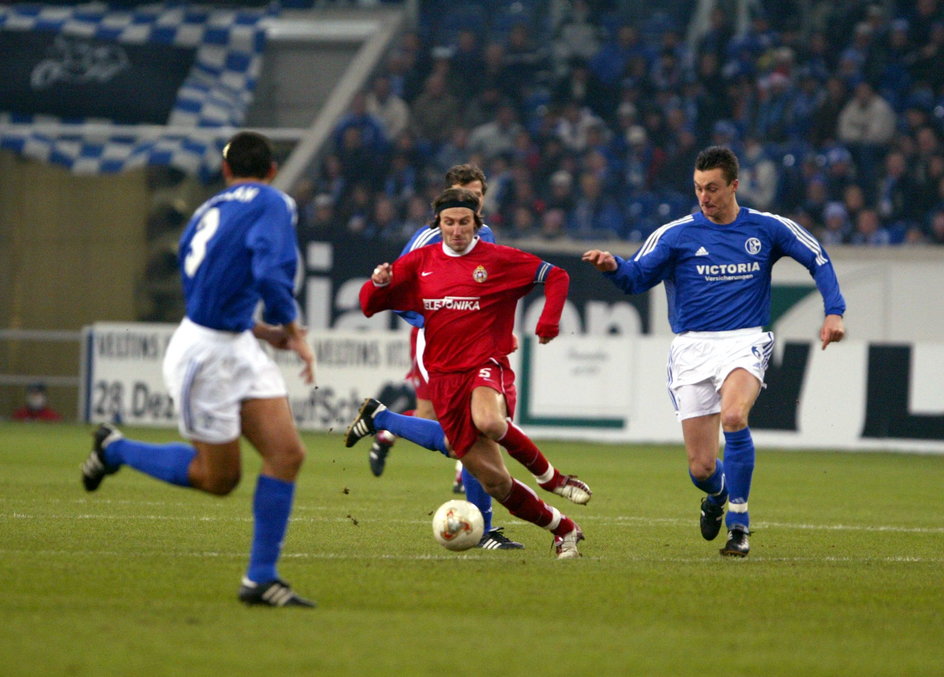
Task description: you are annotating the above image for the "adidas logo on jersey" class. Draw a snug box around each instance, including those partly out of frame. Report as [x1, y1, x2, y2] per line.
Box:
[695, 246, 710, 256]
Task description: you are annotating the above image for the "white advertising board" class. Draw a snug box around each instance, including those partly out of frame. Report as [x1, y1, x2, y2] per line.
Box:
[81, 323, 412, 431]
[82, 323, 944, 453]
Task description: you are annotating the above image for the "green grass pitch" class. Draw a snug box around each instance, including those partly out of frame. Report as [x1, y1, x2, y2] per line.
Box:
[1, 422, 942, 676]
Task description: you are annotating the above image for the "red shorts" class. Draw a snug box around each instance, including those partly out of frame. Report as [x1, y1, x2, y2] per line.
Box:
[405, 326, 431, 400]
[427, 356, 517, 458]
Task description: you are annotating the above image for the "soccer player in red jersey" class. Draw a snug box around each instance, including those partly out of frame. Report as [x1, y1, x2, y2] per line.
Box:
[348, 187, 591, 558]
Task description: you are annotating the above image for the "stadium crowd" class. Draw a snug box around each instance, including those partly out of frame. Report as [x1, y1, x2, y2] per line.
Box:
[292, 0, 944, 247]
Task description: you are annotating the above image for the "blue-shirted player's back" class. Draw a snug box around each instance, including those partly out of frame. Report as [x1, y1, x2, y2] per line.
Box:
[179, 182, 298, 332]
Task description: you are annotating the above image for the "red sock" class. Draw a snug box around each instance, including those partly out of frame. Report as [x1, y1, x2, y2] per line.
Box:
[403, 409, 415, 417]
[498, 422, 555, 480]
[498, 479, 574, 536]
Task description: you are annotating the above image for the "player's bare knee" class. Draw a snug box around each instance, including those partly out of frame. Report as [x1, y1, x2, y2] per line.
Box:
[720, 411, 749, 431]
[285, 444, 306, 473]
[270, 443, 306, 477]
[474, 415, 507, 440]
[688, 458, 716, 480]
[201, 471, 241, 496]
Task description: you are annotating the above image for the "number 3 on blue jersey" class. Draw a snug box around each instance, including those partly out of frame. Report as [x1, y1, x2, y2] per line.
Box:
[183, 208, 220, 277]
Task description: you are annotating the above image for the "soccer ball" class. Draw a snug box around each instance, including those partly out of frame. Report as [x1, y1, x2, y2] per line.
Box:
[432, 499, 484, 551]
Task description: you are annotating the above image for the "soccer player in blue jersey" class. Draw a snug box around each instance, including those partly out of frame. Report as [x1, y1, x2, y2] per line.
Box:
[363, 164, 525, 550]
[81, 132, 317, 606]
[583, 145, 846, 557]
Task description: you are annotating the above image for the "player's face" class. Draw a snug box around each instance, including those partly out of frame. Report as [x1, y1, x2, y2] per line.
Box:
[694, 167, 739, 224]
[451, 180, 484, 214]
[439, 207, 478, 252]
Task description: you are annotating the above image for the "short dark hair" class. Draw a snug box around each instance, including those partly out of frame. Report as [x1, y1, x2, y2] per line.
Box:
[695, 145, 739, 184]
[430, 187, 484, 230]
[222, 131, 274, 180]
[444, 164, 488, 195]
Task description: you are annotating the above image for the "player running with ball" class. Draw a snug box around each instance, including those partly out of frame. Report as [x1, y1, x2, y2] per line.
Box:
[347, 187, 591, 558]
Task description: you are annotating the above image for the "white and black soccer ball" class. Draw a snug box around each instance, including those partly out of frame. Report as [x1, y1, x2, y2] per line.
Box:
[432, 499, 484, 551]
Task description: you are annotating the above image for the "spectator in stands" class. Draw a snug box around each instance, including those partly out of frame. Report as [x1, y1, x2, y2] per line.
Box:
[336, 125, 384, 190]
[650, 47, 685, 94]
[393, 30, 432, 101]
[450, 29, 485, 94]
[550, 0, 603, 78]
[410, 72, 460, 147]
[555, 100, 607, 154]
[302, 193, 342, 243]
[787, 68, 825, 142]
[823, 146, 858, 202]
[505, 203, 542, 240]
[850, 207, 892, 245]
[810, 76, 849, 147]
[927, 207, 944, 244]
[837, 79, 896, 187]
[590, 23, 652, 89]
[737, 136, 778, 212]
[906, 0, 944, 53]
[801, 173, 830, 225]
[462, 84, 507, 131]
[469, 103, 524, 162]
[655, 126, 700, 196]
[552, 57, 610, 119]
[12, 383, 62, 422]
[533, 135, 571, 186]
[540, 207, 568, 240]
[696, 5, 735, 64]
[383, 152, 419, 204]
[502, 22, 549, 97]
[478, 41, 519, 108]
[903, 224, 929, 244]
[820, 201, 852, 245]
[545, 168, 577, 213]
[314, 153, 347, 205]
[434, 125, 473, 174]
[910, 125, 944, 216]
[388, 127, 426, 173]
[401, 193, 431, 234]
[338, 182, 374, 239]
[365, 74, 410, 141]
[907, 18, 944, 89]
[333, 91, 389, 157]
[842, 182, 867, 227]
[369, 194, 407, 243]
[694, 51, 731, 144]
[567, 171, 624, 240]
[511, 127, 541, 173]
[877, 149, 918, 223]
[622, 124, 660, 195]
[753, 72, 793, 143]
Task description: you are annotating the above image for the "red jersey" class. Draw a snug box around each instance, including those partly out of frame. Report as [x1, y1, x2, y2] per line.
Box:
[361, 239, 567, 374]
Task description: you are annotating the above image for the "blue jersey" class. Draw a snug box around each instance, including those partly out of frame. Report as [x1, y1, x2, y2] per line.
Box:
[179, 182, 299, 332]
[604, 207, 846, 333]
[395, 223, 496, 328]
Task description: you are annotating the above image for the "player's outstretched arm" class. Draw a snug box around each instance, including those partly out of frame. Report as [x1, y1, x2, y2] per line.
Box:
[535, 266, 569, 344]
[820, 314, 845, 350]
[253, 321, 315, 384]
[582, 249, 618, 272]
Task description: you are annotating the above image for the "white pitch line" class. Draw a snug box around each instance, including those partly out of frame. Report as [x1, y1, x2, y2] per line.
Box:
[4, 511, 944, 535]
[0, 548, 941, 565]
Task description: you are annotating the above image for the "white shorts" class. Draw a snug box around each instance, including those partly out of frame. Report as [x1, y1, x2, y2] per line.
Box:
[163, 318, 288, 443]
[666, 327, 774, 421]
